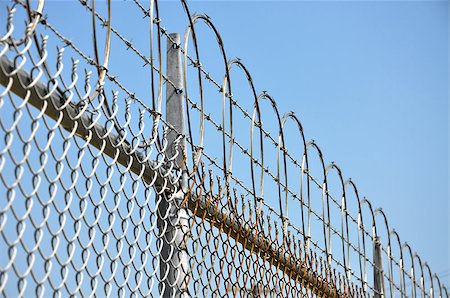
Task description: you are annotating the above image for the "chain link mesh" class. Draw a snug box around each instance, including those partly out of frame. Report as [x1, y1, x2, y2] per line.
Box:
[0, 1, 447, 297]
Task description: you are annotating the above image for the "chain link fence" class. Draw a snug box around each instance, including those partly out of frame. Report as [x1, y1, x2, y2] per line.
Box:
[0, 0, 448, 297]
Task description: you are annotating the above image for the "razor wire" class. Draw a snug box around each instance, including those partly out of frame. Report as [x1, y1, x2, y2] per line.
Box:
[0, 0, 448, 297]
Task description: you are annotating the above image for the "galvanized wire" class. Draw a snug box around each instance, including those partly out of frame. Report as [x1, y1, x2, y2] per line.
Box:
[0, 1, 447, 297]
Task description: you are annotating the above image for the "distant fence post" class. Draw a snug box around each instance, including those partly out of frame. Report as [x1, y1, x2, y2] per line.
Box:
[374, 236, 385, 298]
[158, 32, 189, 297]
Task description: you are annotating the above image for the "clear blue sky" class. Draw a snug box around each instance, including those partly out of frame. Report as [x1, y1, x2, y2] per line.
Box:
[159, 0, 450, 288]
[2, 0, 448, 292]
[154, 0, 449, 287]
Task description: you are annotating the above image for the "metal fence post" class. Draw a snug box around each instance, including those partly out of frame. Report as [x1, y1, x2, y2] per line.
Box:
[158, 32, 189, 297]
[374, 236, 385, 298]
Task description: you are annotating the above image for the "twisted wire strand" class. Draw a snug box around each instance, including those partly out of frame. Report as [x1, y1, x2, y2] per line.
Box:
[0, 1, 447, 297]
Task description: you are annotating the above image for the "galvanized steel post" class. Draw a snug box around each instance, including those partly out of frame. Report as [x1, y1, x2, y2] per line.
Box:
[374, 236, 385, 298]
[158, 33, 189, 297]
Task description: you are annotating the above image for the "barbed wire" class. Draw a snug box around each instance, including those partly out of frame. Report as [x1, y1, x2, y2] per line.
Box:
[0, 0, 447, 297]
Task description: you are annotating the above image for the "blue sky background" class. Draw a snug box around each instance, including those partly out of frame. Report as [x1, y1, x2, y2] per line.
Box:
[179, 0, 449, 287]
[1, 0, 448, 292]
